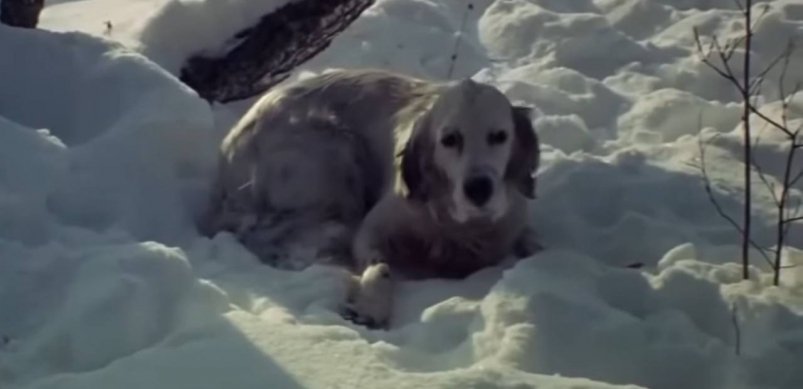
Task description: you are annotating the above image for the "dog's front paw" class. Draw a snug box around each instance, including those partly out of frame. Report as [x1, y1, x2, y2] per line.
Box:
[340, 306, 387, 330]
[343, 262, 394, 330]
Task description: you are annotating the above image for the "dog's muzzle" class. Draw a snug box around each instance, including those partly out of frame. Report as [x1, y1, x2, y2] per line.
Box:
[463, 175, 493, 207]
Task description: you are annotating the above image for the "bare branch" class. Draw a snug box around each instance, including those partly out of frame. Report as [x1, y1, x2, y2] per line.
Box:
[749, 43, 792, 95]
[730, 35, 748, 54]
[791, 168, 803, 187]
[733, 0, 745, 13]
[694, 29, 747, 91]
[783, 199, 801, 241]
[697, 136, 773, 267]
[749, 105, 795, 137]
[754, 161, 780, 205]
[740, 0, 754, 281]
[750, 75, 766, 106]
[748, 43, 799, 139]
[714, 39, 745, 90]
[720, 37, 739, 62]
[446, 3, 474, 79]
[750, 3, 773, 31]
[778, 42, 797, 129]
[693, 27, 708, 58]
[731, 302, 741, 356]
[783, 82, 801, 127]
[699, 0, 800, 284]
[752, 129, 782, 205]
[769, 48, 801, 285]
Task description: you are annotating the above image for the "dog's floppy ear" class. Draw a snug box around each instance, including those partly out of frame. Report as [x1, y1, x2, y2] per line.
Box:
[401, 115, 436, 201]
[506, 106, 539, 199]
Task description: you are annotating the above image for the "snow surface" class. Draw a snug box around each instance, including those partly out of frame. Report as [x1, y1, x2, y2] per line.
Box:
[0, 0, 801, 388]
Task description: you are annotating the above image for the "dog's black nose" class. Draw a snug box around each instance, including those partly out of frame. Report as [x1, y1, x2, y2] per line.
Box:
[463, 176, 493, 207]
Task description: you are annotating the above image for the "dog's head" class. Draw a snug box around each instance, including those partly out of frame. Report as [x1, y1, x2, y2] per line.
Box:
[401, 78, 539, 223]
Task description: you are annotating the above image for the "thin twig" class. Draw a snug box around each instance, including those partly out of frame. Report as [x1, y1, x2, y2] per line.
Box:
[774, 142, 795, 284]
[731, 302, 741, 356]
[697, 135, 774, 268]
[733, 0, 744, 13]
[749, 43, 792, 95]
[778, 42, 797, 130]
[750, 3, 773, 32]
[782, 199, 801, 241]
[749, 105, 796, 137]
[753, 160, 780, 205]
[446, 3, 473, 79]
[694, 30, 746, 91]
[752, 128, 781, 206]
[791, 168, 803, 187]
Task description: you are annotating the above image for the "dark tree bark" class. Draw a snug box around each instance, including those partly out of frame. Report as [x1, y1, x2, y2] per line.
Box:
[0, 0, 44, 28]
[180, 0, 375, 104]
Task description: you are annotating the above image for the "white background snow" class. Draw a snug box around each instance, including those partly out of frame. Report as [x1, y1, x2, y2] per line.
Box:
[1, 0, 802, 388]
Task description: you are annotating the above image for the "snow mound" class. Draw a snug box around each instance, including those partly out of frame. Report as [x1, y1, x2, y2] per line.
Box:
[618, 88, 741, 143]
[479, 0, 663, 79]
[0, 27, 205, 147]
[0, 25, 218, 246]
[138, 0, 297, 74]
[3, 243, 197, 380]
[289, 0, 493, 81]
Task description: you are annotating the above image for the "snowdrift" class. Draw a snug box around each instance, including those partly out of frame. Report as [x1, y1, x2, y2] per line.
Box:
[0, 0, 801, 388]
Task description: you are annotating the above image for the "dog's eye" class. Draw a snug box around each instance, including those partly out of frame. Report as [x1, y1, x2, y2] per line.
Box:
[440, 132, 462, 149]
[488, 130, 508, 145]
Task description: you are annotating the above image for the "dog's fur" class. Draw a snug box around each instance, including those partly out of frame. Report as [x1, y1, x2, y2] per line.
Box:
[200, 69, 540, 326]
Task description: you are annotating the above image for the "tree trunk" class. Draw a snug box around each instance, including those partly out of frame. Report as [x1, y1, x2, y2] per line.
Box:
[1, 0, 44, 28]
[179, 0, 374, 104]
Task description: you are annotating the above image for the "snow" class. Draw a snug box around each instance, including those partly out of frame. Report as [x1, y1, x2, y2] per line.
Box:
[137, 0, 298, 74]
[0, 0, 801, 388]
[39, 0, 296, 74]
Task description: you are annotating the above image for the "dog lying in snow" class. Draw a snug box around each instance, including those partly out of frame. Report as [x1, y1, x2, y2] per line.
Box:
[199, 69, 540, 328]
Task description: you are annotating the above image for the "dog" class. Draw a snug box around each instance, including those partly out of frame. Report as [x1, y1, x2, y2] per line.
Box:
[199, 69, 540, 328]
